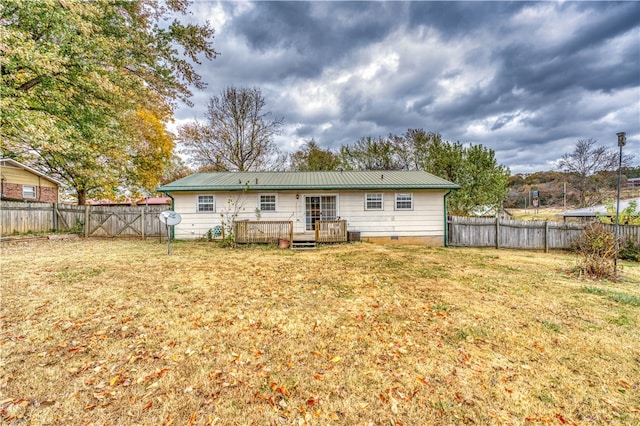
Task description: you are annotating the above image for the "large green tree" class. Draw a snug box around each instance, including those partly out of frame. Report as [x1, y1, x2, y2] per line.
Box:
[339, 136, 403, 171]
[290, 139, 340, 171]
[1, 0, 217, 204]
[337, 129, 510, 215]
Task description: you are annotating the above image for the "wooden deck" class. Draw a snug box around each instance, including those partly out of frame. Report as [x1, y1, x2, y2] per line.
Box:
[234, 220, 348, 246]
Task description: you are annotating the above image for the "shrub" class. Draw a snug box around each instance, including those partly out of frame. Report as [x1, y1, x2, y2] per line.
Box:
[572, 222, 616, 279]
[619, 238, 640, 262]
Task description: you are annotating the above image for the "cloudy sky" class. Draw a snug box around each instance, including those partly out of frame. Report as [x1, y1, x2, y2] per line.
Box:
[174, 1, 640, 174]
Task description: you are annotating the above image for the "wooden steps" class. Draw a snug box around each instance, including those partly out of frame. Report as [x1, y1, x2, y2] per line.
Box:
[291, 240, 316, 250]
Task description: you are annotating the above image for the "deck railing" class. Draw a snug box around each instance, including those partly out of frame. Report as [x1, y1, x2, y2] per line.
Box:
[315, 220, 348, 243]
[234, 220, 293, 244]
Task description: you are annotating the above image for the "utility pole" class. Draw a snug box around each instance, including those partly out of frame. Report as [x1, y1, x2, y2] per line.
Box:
[614, 131, 626, 275]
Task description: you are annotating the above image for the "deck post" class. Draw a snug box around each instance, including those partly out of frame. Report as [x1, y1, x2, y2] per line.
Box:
[289, 221, 293, 244]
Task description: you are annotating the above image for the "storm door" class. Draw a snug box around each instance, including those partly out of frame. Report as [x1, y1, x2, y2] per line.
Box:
[305, 196, 337, 231]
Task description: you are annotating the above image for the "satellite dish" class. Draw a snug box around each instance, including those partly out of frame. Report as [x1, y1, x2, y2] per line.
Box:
[158, 210, 182, 226]
[158, 211, 182, 255]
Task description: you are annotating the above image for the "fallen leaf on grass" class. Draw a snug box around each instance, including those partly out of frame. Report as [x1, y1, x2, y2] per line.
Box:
[416, 376, 429, 386]
[600, 398, 621, 411]
[143, 401, 153, 411]
[330, 356, 341, 363]
[390, 396, 398, 414]
[555, 413, 577, 425]
[618, 380, 631, 389]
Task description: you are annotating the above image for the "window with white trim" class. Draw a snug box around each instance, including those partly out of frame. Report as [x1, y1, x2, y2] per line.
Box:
[365, 193, 383, 210]
[23, 185, 36, 199]
[395, 193, 413, 210]
[259, 194, 277, 212]
[197, 195, 215, 212]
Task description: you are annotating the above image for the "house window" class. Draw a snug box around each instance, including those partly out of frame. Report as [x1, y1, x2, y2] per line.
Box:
[259, 194, 276, 212]
[365, 193, 383, 210]
[197, 195, 215, 212]
[395, 193, 413, 210]
[23, 185, 36, 199]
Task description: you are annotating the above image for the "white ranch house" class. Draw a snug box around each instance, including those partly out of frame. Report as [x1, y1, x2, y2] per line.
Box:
[158, 171, 459, 246]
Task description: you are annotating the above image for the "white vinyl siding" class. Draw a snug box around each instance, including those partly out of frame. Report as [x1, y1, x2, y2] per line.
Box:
[259, 194, 277, 212]
[23, 185, 36, 199]
[395, 193, 413, 210]
[169, 190, 445, 240]
[197, 195, 215, 212]
[365, 193, 383, 210]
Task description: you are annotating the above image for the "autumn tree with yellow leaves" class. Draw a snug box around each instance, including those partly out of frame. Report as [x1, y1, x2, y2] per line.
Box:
[1, 0, 216, 203]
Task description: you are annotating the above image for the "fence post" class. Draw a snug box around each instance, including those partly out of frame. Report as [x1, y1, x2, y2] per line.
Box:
[544, 221, 549, 253]
[84, 205, 90, 238]
[141, 209, 145, 240]
[53, 203, 58, 232]
[495, 217, 500, 249]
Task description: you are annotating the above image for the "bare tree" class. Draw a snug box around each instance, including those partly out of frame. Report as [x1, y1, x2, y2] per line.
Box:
[179, 87, 284, 171]
[558, 138, 632, 207]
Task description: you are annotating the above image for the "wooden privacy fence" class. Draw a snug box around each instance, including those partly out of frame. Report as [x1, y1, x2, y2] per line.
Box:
[448, 216, 640, 251]
[1, 201, 167, 238]
[234, 220, 293, 244]
[315, 220, 348, 243]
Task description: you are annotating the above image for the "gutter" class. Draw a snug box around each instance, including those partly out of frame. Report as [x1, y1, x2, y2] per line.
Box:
[156, 184, 460, 192]
[164, 192, 175, 211]
[160, 191, 176, 240]
[444, 190, 452, 247]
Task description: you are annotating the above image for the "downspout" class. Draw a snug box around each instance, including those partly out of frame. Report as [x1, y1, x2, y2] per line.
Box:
[443, 190, 451, 247]
[162, 191, 176, 240]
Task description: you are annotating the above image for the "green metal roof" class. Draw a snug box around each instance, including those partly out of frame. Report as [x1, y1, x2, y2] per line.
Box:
[158, 171, 459, 192]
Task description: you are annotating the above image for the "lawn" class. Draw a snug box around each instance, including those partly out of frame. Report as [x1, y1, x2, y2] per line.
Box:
[1, 239, 639, 425]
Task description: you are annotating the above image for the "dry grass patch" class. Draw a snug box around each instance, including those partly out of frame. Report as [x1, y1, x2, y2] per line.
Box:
[1, 239, 639, 425]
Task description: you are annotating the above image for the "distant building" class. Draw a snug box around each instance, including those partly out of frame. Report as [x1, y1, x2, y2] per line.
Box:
[557, 197, 640, 221]
[0, 158, 61, 203]
[86, 197, 172, 207]
[627, 177, 640, 188]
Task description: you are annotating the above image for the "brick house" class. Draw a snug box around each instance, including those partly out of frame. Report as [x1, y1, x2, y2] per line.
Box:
[0, 159, 61, 203]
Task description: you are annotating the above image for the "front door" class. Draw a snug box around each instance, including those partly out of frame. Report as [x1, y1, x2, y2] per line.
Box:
[305, 195, 337, 231]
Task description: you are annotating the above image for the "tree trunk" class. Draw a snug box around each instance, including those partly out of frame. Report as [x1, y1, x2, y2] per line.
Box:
[77, 189, 87, 206]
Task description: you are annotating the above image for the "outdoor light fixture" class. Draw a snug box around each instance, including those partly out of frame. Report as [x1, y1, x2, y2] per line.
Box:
[614, 131, 626, 274]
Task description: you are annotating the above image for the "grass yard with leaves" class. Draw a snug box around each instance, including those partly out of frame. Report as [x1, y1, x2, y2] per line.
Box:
[1, 239, 639, 425]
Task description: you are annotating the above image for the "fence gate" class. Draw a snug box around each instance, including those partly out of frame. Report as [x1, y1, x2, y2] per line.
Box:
[87, 207, 144, 238]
